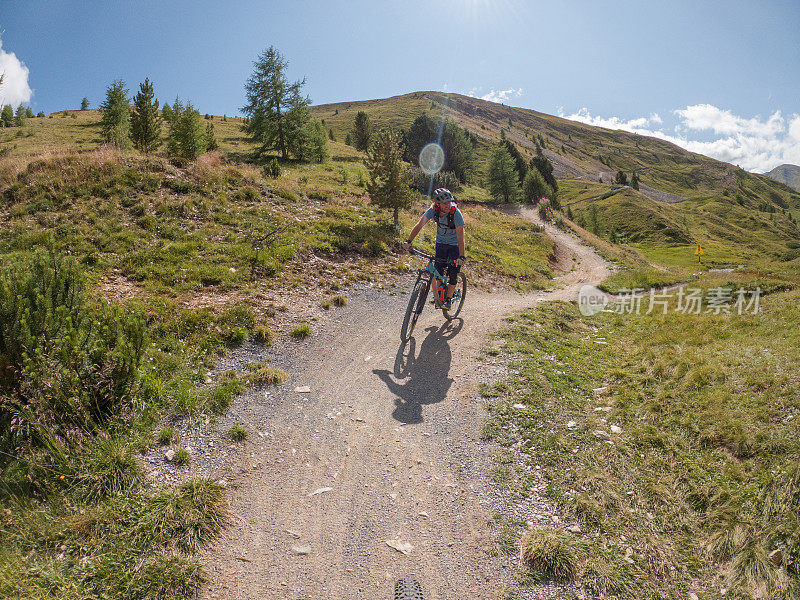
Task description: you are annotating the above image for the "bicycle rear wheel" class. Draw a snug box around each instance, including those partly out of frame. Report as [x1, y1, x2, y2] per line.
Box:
[443, 272, 467, 320]
[400, 279, 427, 342]
[394, 577, 424, 600]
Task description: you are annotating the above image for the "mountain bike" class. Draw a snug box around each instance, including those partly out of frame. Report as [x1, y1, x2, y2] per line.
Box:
[400, 247, 467, 343]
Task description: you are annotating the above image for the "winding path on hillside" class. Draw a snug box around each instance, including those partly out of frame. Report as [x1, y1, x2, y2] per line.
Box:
[200, 207, 609, 600]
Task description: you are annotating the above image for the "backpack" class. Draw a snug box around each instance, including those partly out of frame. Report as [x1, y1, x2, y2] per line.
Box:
[433, 202, 459, 229]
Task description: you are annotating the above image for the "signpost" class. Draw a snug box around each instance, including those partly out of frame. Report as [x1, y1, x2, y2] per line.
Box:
[694, 244, 704, 279]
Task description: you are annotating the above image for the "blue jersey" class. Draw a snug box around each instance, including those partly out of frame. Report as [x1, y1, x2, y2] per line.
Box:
[423, 206, 465, 247]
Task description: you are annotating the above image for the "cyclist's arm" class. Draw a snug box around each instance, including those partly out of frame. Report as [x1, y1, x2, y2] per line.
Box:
[456, 225, 465, 259]
[406, 215, 429, 244]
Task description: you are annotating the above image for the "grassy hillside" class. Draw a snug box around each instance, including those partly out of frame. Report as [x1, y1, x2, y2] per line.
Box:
[482, 274, 800, 599]
[0, 109, 554, 598]
[312, 92, 800, 272]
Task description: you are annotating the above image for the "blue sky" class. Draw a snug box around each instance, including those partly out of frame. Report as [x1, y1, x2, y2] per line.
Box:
[1, 0, 798, 171]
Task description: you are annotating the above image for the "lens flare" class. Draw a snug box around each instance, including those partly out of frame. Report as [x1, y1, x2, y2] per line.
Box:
[419, 143, 445, 175]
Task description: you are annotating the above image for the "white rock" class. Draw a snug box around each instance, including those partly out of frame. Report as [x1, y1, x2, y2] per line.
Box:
[567, 525, 581, 533]
[385, 540, 414, 555]
[286, 530, 301, 538]
[512, 403, 526, 409]
[165, 449, 175, 462]
[610, 425, 622, 434]
[294, 386, 311, 393]
[688, 593, 699, 600]
[592, 387, 608, 393]
[592, 429, 611, 440]
[291, 545, 311, 555]
[307, 486, 333, 497]
[594, 406, 612, 412]
[566, 420, 578, 430]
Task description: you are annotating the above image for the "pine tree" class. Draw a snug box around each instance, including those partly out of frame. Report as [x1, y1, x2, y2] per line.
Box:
[522, 168, 553, 203]
[353, 111, 372, 152]
[630, 171, 640, 190]
[1, 105, 12, 127]
[365, 128, 414, 229]
[25, 107, 33, 119]
[167, 99, 207, 160]
[100, 79, 132, 149]
[566, 206, 574, 220]
[487, 146, 519, 202]
[130, 78, 162, 154]
[615, 170, 628, 185]
[345, 132, 352, 146]
[161, 101, 174, 123]
[205, 122, 219, 151]
[328, 128, 335, 141]
[14, 105, 26, 127]
[530, 146, 558, 195]
[500, 139, 528, 184]
[403, 115, 476, 184]
[242, 45, 314, 159]
[80, 97, 89, 110]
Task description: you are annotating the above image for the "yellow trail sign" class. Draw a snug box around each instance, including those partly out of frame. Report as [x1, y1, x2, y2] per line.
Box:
[694, 245, 704, 256]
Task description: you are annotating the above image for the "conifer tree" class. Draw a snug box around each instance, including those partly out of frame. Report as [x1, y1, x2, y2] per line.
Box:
[1, 105, 13, 127]
[25, 107, 33, 119]
[80, 97, 89, 110]
[130, 78, 162, 154]
[522, 168, 553, 203]
[14, 105, 26, 127]
[353, 111, 372, 152]
[530, 146, 558, 195]
[100, 79, 131, 149]
[631, 171, 640, 190]
[161, 101, 174, 123]
[487, 145, 519, 202]
[365, 128, 414, 229]
[242, 45, 315, 159]
[205, 122, 219, 151]
[167, 99, 207, 160]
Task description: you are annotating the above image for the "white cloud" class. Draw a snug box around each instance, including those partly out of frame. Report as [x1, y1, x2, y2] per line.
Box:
[558, 105, 800, 172]
[0, 40, 33, 108]
[467, 87, 523, 103]
[674, 104, 784, 137]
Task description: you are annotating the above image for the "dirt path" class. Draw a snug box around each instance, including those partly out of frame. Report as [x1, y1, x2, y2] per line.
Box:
[200, 207, 609, 600]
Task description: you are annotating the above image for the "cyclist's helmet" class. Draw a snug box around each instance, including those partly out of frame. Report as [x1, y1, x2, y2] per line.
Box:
[432, 188, 455, 204]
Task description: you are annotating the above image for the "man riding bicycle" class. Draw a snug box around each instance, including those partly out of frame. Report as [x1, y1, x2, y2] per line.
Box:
[403, 188, 466, 310]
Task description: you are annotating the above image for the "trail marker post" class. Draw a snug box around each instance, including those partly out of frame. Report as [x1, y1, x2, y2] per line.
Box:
[694, 244, 704, 279]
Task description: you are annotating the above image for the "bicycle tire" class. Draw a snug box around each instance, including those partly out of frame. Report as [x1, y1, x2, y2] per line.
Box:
[394, 577, 424, 600]
[400, 279, 426, 342]
[443, 271, 467, 320]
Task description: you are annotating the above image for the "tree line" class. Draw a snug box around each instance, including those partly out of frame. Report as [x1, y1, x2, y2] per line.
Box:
[99, 78, 218, 160]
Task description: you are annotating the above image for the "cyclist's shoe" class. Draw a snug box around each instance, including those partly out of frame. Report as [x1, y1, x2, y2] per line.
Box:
[442, 297, 452, 310]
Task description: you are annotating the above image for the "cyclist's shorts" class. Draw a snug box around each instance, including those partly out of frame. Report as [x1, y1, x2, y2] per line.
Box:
[435, 243, 460, 284]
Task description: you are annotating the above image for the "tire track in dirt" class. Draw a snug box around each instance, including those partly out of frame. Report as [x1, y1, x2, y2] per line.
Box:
[200, 207, 609, 600]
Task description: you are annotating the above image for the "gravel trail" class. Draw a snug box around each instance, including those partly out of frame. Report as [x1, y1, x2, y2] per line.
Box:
[199, 207, 609, 600]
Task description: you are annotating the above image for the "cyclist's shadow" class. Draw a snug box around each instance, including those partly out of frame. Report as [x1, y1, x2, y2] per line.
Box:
[373, 319, 464, 424]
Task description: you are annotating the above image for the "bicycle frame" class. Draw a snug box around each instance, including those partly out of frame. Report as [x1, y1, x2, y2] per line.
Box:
[409, 248, 451, 306]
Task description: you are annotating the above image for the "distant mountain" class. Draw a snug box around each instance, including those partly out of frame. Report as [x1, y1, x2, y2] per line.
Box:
[766, 164, 800, 191]
[314, 92, 800, 259]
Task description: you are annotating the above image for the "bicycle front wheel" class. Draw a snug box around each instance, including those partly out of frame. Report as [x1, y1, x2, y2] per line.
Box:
[401, 279, 427, 342]
[443, 272, 467, 320]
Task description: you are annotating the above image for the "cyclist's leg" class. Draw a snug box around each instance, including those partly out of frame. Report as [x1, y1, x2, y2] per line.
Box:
[441, 245, 460, 299]
[433, 243, 450, 304]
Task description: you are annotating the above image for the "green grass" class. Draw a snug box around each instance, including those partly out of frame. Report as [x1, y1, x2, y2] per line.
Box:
[0, 478, 226, 600]
[228, 423, 248, 442]
[484, 291, 800, 599]
[290, 323, 312, 339]
[172, 447, 191, 466]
